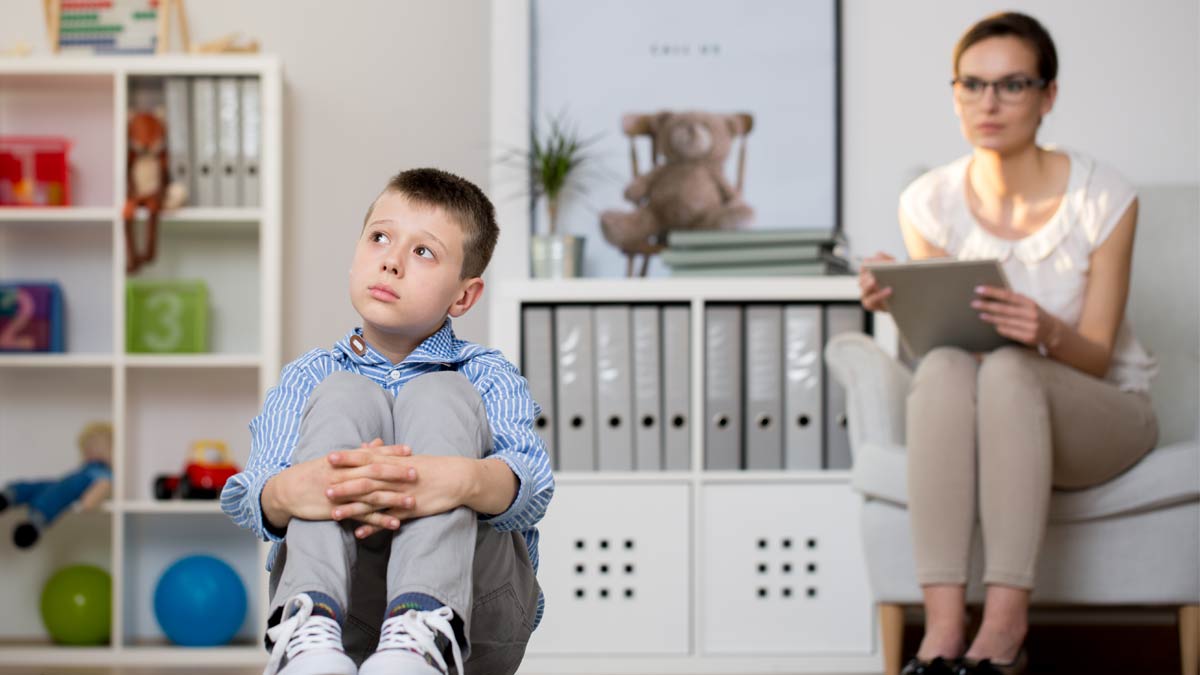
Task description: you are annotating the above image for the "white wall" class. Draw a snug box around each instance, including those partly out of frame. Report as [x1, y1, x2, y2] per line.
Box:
[842, 0, 1200, 258]
[3, 0, 1196, 356]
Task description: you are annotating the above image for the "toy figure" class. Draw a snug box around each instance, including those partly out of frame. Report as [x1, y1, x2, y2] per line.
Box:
[0, 422, 113, 549]
[123, 110, 186, 274]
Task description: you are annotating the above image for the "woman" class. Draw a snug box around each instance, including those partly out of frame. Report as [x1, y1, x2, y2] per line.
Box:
[859, 12, 1159, 675]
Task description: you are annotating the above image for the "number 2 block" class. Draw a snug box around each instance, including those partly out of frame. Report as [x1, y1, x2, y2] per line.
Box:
[0, 282, 65, 352]
[126, 280, 208, 353]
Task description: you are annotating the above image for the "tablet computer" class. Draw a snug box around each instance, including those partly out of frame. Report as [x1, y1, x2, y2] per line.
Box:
[863, 258, 1014, 358]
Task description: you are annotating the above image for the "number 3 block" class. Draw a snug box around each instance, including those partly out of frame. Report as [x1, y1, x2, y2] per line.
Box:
[126, 280, 209, 353]
[0, 282, 65, 352]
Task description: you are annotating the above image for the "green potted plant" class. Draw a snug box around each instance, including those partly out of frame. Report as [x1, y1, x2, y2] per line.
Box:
[511, 112, 599, 278]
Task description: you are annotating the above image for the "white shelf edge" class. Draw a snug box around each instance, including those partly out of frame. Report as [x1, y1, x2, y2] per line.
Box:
[496, 277, 862, 303]
[0, 207, 116, 222]
[551, 471, 851, 484]
[161, 207, 262, 224]
[0, 54, 281, 77]
[0, 646, 116, 667]
[118, 645, 265, 666]
[123, 354, 261, 368]
[0, 353, 114, 367]
[518, 654, 880, 674]
[117, 500, 225, 515]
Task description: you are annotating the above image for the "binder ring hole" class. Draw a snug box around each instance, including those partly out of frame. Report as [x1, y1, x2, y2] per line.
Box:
[608, 415, 622, 428]
[641, 415, 655, 428]
[837, 413, 848, 428]
[571, 415, 584, 429]
[797, 414, 811, 427]
[715, 414, 729, 429]
[756, 414, 772, 429]
[671, 414, 686, 428]
[535, 416, 548, 429]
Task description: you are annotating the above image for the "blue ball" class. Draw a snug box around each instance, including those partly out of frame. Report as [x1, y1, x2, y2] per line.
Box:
[153, 555, 247, 646]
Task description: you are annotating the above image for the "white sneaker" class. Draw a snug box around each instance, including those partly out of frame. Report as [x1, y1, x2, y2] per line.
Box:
[358, 606, 464, 675]
[263, 593, 357, 675]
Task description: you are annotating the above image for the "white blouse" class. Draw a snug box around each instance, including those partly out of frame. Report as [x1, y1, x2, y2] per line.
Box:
[899, 149, 1157, 393]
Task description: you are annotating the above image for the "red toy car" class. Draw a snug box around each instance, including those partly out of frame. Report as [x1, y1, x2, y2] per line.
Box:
[154, 440, 239, 500]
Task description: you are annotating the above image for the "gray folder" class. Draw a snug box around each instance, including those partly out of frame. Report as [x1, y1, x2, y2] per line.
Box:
[744, 305, 784, 470]
[190, 77, 219, 207]
[632, 305, 663, 471]
[784, 305, 824, 470]
[216, 77, 242, 207]
[662, 305, 691, 470]
[554, 306, 595, 471]
[593, 306, 634, 471]
[164, 77, 192, 204]
[824, 305, 864, 470]
[705, 305, 743, 470]
[521, 306, 557, 469]
[239, 77, 262, 208]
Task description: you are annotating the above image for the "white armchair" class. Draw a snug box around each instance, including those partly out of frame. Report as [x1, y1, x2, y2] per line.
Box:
[824, 185, 1200, 675]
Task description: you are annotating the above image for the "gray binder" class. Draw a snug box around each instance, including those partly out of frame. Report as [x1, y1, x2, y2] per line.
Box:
[164, 77, 192, 204]
[216, 77, 242, 207]
[824, 305, 864, 470]
[705, 305, 743, 470]
[239, 77, 262, 208]
[662, 305, 691, 470]
[784, 305, 824, 470]
[190, 77, 219, 207]
[744, 305, 784, 470]
[521, 306, 557, 469]
[594, 306, 634, 471]
[632, 305, 663, 471]
[554, 306, 595, 471]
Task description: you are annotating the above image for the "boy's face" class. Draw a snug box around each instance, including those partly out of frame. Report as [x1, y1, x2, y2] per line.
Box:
[350, 191, 481, 343]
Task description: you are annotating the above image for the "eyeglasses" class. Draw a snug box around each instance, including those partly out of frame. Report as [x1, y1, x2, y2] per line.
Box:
[951, 76, 1048, 104]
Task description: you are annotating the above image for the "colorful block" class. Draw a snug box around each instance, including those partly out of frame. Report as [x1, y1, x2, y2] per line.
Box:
[126, 280, 208, 353]
[0, 282, 65, 352]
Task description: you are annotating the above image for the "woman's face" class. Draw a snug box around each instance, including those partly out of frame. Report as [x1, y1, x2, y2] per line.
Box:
[953, 35, 1057, 154]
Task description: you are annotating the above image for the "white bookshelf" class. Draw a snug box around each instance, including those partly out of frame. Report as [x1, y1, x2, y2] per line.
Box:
[0, 55, 281, 671]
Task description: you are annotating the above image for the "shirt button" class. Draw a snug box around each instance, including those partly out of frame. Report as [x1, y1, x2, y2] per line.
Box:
[388, 370, 400, 381]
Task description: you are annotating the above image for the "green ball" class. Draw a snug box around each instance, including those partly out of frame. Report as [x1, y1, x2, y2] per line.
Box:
[40, 565, 111, 645]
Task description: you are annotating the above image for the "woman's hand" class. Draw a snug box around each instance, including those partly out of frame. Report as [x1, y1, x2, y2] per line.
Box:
[973, 285, 1063, 349]
[859, 252, 895, 312]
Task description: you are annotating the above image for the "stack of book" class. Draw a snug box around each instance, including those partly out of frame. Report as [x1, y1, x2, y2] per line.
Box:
[661, 228, 851, 277]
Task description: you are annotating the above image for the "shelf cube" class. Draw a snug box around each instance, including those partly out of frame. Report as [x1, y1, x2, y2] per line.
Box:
[126, 279, 208, 353]
[0, 281, 64, 352]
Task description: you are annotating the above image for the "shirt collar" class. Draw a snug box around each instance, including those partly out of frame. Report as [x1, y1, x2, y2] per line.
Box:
[334, 319, 463, 368]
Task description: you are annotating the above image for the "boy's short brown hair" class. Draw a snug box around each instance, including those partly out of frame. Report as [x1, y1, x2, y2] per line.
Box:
[364, 168, 499, 279]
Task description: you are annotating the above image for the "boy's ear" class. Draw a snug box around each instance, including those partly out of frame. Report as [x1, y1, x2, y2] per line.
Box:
[447, 276, 485, 318]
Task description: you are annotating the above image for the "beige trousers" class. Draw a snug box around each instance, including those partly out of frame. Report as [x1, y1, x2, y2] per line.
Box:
[906, 346, 1158, 589]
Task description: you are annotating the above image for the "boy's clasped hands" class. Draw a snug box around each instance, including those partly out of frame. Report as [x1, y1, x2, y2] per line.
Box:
[269, 439, 476, 539]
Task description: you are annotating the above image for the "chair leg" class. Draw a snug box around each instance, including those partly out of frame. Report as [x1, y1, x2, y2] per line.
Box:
[1182, 605, 1199, 675]
[880, 603, 904, 675]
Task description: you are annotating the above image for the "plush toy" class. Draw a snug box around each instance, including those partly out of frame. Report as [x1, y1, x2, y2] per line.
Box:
[600, 111, 755, 276]
[0, 422, 113, 549]
[123, 110, 186, 275]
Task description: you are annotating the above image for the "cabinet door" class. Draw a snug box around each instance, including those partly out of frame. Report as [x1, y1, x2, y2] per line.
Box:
[526, 483, 690, 655]
[700, 483, 872, 654]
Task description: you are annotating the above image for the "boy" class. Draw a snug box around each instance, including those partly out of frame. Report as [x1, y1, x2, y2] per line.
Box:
[221, 168, 554, 675]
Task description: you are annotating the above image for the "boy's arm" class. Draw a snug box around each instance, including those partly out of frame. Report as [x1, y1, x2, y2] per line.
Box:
[472, 361, 555, 532]
[220, 361, 317, 542]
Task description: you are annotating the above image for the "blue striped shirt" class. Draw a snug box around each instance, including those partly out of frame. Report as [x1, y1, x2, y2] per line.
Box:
[221, 320, 554, 626]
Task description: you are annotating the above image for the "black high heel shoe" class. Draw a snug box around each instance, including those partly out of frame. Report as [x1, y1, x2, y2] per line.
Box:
[901, 656, 959, 675]
[953, 648, 1027, 675]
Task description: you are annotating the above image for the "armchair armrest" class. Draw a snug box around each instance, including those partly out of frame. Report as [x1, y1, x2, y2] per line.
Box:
[824, 332, 912, 450]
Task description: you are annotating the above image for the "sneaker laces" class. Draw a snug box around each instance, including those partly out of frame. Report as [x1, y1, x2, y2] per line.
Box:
[377, 606, 464, 675]
[264, 594, 344, 675]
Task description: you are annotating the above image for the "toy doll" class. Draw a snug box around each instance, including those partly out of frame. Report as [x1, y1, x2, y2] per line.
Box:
[0, 422, 113, 549]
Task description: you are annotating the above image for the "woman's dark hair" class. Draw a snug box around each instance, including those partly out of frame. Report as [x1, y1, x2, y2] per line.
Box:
[953, 12, 1058, 83]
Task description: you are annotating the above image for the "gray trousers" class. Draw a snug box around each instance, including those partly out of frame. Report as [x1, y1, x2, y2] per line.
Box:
[907, 346, 1159, 589]
[267, 371, 540, 673]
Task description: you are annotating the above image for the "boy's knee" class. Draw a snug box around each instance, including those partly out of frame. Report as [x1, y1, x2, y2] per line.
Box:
[394, 372, 490, 445]
[296, 372, 393, 458]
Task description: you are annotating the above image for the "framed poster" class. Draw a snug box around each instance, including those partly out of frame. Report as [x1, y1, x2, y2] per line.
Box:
[532, 0, 840, 278]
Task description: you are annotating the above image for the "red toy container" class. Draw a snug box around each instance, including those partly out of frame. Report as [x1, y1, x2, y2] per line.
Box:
[0, 136, 72, 206]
